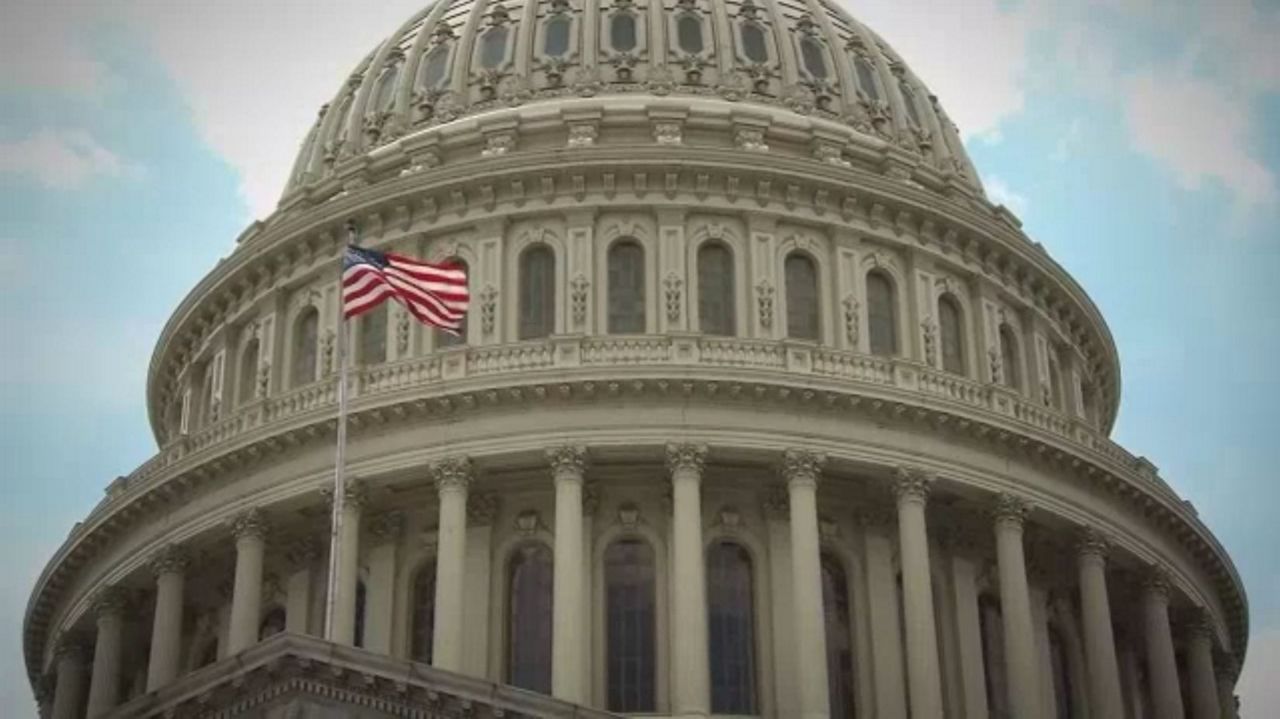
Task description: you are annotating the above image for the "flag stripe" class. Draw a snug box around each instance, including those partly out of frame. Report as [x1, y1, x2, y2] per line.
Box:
[341, 246, 469, 330]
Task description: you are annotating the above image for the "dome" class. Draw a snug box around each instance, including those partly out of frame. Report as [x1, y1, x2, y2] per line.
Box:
[281, 0, 982, 201]
[26, 1, 1248, 718]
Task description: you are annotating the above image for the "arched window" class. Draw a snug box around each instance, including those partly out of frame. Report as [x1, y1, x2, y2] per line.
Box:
[821, 553, 855, 718]
[740, 22, 768, 64]
[291, 307, 319, 388]
[374, 63, 401, 111]
[1081, 383, 1098, 427]
[801, 38, 828, 79]
[608, 241, 645, 334]
[480, 26, 509, 69]
[1048, 351, 1065, 410]
[707, 540, 756, 714]
[999, 324, 1020, 390]
[611, 13, 637, 52]
[436, 259, 469, 348]
[508, 543, 553, 693]
[544, 15, 571, 57]
[866, 271, 897, 356]
[354, 580, 367, 649]
[519, 245, 555, 339]
[978, 595, 1008, 717]
[199, 363, 216, 427]
[938, 294, 965, 375]
[785, 253, 820, 341]
[359, 302, 388, 364]
[258, 606, 286, 640]
[854, 55, 880, 101]
[900, 81, 923, 127]
[1049, 625, 1074, 719]
[418, 45, 451, 90]
[605, 539, 657, 712]
[238, 338, 259, 406]
[698, 243, 735, 336]
[677, 15, 704, 54]
[411, 560, 437, 663]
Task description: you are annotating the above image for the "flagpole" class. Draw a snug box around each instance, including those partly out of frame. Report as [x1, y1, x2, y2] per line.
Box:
[323, 221, 356, 642]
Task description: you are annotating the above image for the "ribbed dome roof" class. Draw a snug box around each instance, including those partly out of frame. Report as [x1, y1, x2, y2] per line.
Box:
[281, 0, 982, 201]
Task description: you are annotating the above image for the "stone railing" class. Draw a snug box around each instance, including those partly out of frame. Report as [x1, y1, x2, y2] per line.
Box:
[99, 335, 1161, 521]
[106, 632, 620, 718]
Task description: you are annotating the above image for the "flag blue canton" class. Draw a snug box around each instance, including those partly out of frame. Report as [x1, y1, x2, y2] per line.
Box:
[343, 245, 389, 270]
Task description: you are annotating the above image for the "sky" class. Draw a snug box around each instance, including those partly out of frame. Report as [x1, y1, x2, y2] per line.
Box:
[0, 0, 1277, 715]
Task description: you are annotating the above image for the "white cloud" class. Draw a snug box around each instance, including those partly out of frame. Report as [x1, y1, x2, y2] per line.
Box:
[1050, 119, 1084, 163]
[0, 1, 114, 97]
[983, 175, 1030, 217]
[0, 129, 141, 190]
[1239, 626, 1280, 715]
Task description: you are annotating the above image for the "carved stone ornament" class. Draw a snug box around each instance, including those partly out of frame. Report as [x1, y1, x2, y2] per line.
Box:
[467, 492, 500, 526]
[819, 516, 840, 541]
[646, 65, 677, 96]
[514, 509, 542, 535]
[653, 121, 683, 146]
[992, 492, 1031, 528]
[892, 465, 933, 505]
[1075, 526, 1111, 560]
[718, 505, 743, 530]
[921, 317, 938, 367]
[782, 448, 826, 488]
[567, 123, 598, 148]
[1143, 566, 1172, 601]
[665, 442, 708, 476]
[230, 507, 270, 541]
[479, 285, 498, 336]
[782, 83, 816, 115]
[546, 445, 587, 478]
[663, 272, 683, 323]
[431, 456, 473, 492]
[367, 510, 405, 543]
[583, 483, 601, 516]
[322, 478, 366, 510]
[90, 585, 130, 618]
[988, 347, 1002, 385]
[734, 128, 769, 153]
[255, 362, 270, 399]
[498, 75, 533, 106]
[814, 142, 852, 168]
[570, 274, 590, 328]
[395, 310, 410, 355]
[756, 279, 775, 328]
[285, 538, 321, 566]
[569, 64, 603, 97]
[53, 632, 90, 662]
[149, 543, 190, 577]
[761, 484, 789, 520]
[320, 330, 336, 375]
[841, 294, 860, 345]
[617, 502, 642, 528]
[716, 70, 750, 101]
[481, 132, 515, 157]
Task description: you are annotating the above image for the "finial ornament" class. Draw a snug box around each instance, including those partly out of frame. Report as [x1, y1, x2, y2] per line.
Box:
[666, 442, 708, 476]
[546, 445, 587, 478]
[432, 456, 473, 492]
[781, 449, 826, 488]
[149, 543, 189, 577]
[892, 465, 933, 505]
[229, 507, 269, 541]
[1075, 527, 1111, 560]
[992, 492, 1032, 528]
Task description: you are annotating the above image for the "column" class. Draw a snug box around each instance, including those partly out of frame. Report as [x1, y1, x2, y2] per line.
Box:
[1143, 569, 1186, 719]
[1075, 528, 1125, 718]
[667, 442, 710, 718]
[993, 493, 1039, 717]
[284, 539, 318, 635]
[51, 635, 88, 719]
[1187, 611, 1222, 719]
[857, 508, 907, 718]
[763, 488, 799, 718]
[227, 509, 269, 654]
[782, 450, 831, 719]
[463, 492, 499, 677]
[328, 480, 365, 645]
[1029, 583, 1057, 718]
[549, 445, 588, 703]
[431, 457, 471, 670]
[86, 588, 127, 717]
[1215, 656, 1238, 719]
[893, 466, 944, 719]
[947, 541, 989, 719]
[146, 544, 187, 691]
[364, 511, 404, 655]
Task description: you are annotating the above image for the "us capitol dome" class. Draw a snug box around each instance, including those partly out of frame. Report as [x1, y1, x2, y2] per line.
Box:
[25, 1, 1246, 717]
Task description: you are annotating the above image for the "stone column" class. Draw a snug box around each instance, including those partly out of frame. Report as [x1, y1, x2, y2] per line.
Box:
[892, 467, 944, 719]
[284, 539, 318, 635]
[227, 509, 269, 654]
[948, 545, 989, 719]
[146, 544, 188, 691]
[86, 588, 128, 717]
[328, 481, 365, 646]
[855, 508, 908, 719]
[51, 635, 88, 719]
[1143, 569, 1186, 719]
[364, 511, 404, 655]
[667, 442, 710, 718]
[992, 493, 1039, 717]
[548, 445, 588, 703]
[1215, 656, 1239, 719]
[463, 492, 499, 677]
[1186, 611, 1222, 719]
[1076, 528, 1125, 718]
[431, 457, 471, 670]
[780, 450, 831, 719]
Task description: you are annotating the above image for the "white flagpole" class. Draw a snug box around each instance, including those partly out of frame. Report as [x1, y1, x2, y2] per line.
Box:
[323, 221, 356, 642]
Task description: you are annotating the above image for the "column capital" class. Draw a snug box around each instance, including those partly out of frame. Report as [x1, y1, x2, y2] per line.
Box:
[992, 492, 1032, 528]
[284, 537, 321, 567]
[53, 631, 90, 662]
[322, 477, 367, 509]
[89, 586, 130, 619]
[229, 507, 270, 541]
[892, 465, 934, 506]
[1187, 606, 1215, 640]
[1074, 526, 1111, 561]
[148, 543, 189, 578]
[546, 445, 587, 479]
[781, 448, 826, 489]
[761, 484, 790, 520]
[467, 491, 500, 526]
[431, 456, 473, 492]
[666, 442, 708, 476]
[1142, 565, 1172, 601]
[367, 510, 405, 543]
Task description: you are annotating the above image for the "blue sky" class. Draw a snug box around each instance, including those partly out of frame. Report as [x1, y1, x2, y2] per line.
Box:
[1, 0, 1277, 715]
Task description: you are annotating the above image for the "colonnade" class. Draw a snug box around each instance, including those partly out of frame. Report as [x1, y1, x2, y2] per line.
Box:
[47, 445, 1236, 719]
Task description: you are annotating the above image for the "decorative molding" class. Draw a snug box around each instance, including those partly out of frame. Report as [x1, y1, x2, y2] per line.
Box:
[663, 272, 683, 323]
[755, 279, 775, 329]
[781, 448, 826, 488]
[546, 444, 587, 478]
[467, 492, 500, 526]
[992, 492, 1032, 529]
[892, 465, 933, 505]
[665, 442, 707, 476]
[616, 502, 642, 529]
[229, 508, 270, 541]
[514, 509, 543, 536]
[431, 456, 473, 492]
[149, 543, 190, 577]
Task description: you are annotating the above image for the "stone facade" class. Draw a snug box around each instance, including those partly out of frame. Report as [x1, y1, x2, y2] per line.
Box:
[25, 1, 1245, 718]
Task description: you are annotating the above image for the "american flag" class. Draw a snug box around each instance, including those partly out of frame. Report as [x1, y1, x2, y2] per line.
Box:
[342, 245, 469, 332]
